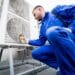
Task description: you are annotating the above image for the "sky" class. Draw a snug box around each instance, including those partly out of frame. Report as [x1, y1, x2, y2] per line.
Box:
[26, 0, 75, 11]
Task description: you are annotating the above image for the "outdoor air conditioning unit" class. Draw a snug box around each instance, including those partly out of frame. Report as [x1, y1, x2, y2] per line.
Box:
[0, 0, 32, 61]
[5, 0, 30, 43]
[0, 0, 38, 61]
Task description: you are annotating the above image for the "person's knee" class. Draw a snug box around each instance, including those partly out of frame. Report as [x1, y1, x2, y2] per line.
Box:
[32, 49, 40, 60]
[46, 26, 59, 40]
[46, 26, 71, 42]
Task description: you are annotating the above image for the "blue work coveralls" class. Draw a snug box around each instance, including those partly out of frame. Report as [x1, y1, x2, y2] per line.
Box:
[28, 11, 75, 75]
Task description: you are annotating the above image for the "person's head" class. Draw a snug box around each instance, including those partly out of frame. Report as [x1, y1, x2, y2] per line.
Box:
[32, 5, 45, 21]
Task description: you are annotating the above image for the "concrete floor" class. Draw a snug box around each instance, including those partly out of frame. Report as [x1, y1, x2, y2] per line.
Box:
[0, 59, 57, 75]
[36, 68, 57, 75]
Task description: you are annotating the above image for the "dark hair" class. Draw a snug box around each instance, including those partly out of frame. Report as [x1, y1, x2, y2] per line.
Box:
[33, 5, 43, 11]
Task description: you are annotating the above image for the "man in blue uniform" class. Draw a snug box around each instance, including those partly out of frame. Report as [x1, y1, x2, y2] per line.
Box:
[28, 5, 75, 75]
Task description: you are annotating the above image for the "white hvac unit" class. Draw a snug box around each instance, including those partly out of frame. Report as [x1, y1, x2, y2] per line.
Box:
[0, 0, 31, 44]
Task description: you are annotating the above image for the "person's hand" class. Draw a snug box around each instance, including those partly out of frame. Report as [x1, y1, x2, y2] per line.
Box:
[20, 39, 28, 44]
[19, 34, 29, 44]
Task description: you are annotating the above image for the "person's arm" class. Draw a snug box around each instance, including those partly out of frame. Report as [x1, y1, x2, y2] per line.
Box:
[28, 34, 47, 46]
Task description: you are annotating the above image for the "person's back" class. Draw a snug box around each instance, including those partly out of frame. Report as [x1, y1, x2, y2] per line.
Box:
[52, 5, 75, 32]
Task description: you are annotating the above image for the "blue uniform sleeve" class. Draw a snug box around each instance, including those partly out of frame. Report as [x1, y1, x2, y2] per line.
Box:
[28, 34, 47, 46]
[28, 22, 47, 46]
